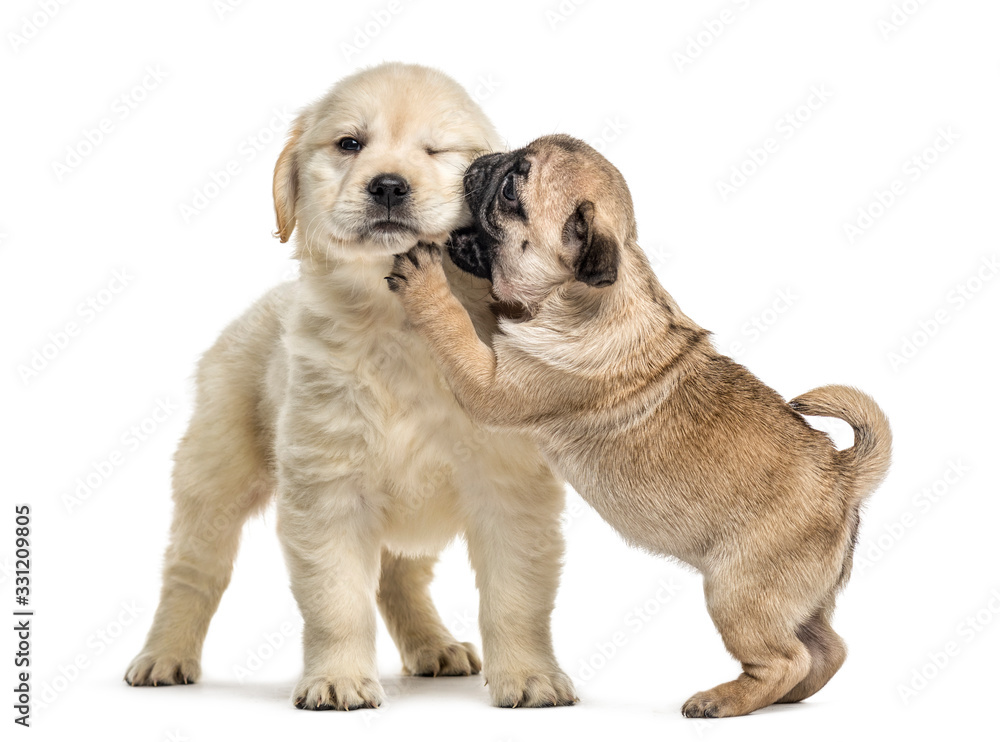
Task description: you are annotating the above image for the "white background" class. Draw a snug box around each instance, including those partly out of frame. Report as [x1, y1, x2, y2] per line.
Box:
[3, 0, 999, 740]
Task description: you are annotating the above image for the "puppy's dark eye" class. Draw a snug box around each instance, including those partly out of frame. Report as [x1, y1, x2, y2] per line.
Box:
[338, 137, 362, 152]
[501, 172, 516, 203]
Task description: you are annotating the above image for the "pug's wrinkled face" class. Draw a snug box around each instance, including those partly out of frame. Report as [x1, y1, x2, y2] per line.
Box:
[274, 63, 502, 262]
[449, 135, 626, 308]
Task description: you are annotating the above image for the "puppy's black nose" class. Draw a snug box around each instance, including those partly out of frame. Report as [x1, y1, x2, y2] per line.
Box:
[368, 173, 410, 209]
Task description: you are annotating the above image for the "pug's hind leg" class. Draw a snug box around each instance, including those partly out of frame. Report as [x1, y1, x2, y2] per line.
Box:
[776, 597, 847, 704]
[682, 575, 812, 718]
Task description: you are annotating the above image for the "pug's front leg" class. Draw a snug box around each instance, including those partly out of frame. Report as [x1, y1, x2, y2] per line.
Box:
[387, 242, 514, 427]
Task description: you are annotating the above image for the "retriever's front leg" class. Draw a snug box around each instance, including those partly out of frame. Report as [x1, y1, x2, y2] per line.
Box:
[276, 370, 385, 711]
[387, 242, 513, 427]
[277, 474, 384, 711]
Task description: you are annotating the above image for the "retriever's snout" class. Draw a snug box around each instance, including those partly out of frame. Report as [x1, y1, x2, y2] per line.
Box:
[368, 173, 410, 210]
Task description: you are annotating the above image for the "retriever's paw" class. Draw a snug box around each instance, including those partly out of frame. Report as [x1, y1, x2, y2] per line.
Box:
[386, 242, 446, 297]
[403, 640, 482, 677]
[293, 674, 384, 711]
[488, 667, 578, 708]
[124, 652, 200, 687]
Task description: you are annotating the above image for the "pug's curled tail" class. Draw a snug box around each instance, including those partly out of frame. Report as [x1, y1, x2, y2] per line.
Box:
[790, 384, 892, 504]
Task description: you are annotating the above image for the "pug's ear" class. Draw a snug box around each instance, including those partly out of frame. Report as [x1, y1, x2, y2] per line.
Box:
[562, 201, 619, 287]
[273, 124, 302, 243]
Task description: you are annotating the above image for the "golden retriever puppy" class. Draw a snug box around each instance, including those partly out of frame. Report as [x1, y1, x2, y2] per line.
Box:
[125, 65, 575, 711]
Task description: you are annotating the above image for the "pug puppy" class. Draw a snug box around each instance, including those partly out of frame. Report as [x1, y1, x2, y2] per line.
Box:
[386, 135, 891, 717]
[125, 67, 576, 711]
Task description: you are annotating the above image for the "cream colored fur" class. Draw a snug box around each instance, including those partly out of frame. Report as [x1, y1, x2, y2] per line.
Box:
[124, 64, 575, 711]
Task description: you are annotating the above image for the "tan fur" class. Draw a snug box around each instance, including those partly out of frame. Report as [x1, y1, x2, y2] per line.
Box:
[124, 66, 576, 711]
[388, 135, 892, 717]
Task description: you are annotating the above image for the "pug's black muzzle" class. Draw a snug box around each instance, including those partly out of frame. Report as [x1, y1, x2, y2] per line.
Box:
[448, 151, 518, 281]
[446, 227, 493, 280]
[462, 151, 506, 213]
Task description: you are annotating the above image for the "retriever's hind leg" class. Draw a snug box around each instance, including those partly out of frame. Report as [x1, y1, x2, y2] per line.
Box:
[377, 551, 481, 677]
[125, 395, 272, 686]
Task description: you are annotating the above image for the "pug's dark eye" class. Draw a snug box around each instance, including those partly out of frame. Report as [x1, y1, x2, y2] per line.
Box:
[501, 172, 516, 203]
[338, 137, 362, 152]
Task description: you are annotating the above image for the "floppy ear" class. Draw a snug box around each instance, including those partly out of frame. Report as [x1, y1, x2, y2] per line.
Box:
[562, 201, 619, 287]
[273, 124, 302, 243]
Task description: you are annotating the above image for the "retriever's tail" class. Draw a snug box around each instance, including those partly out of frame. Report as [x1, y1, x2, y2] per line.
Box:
[790, 385, 892, 503]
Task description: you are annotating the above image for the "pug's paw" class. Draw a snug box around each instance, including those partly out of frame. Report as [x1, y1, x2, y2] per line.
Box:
[386, 242, 446, 298]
